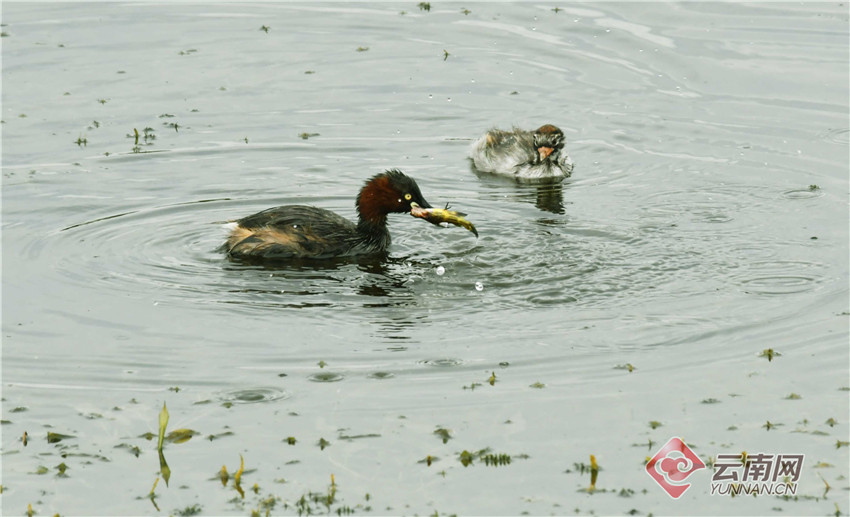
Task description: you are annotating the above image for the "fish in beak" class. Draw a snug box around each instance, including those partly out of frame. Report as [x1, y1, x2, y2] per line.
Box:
[410, 202, 478, 237]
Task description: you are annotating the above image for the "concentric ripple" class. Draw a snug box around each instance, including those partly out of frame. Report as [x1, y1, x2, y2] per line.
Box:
[218, 387, 290, 404]
[35, 196, 430, 316]
[639, 185, 770, 231]
[732, 260, 825, 295]
[308, 372, 345, 383]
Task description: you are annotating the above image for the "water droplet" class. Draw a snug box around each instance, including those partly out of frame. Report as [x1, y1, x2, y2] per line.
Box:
[428, 94, 433, 99]
[474, 282, 484, 291]
[447, 97, 452, 102]
[435, 266, 445, 276]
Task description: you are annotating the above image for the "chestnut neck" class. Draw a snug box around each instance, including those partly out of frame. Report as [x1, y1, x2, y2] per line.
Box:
[355, 177, 394, 249]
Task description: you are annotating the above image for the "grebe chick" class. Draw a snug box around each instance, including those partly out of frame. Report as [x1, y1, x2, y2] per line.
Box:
[224, 169, 474, 261]
[469, 124, 574, 181]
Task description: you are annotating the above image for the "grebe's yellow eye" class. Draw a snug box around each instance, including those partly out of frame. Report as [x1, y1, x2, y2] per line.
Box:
[404, 193, 412, 201]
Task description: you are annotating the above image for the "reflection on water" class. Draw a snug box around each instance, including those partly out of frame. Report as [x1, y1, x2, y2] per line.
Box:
[470, 162, 569, 214]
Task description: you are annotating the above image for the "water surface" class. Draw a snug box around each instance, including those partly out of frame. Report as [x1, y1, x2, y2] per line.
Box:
[2, 3, 848, 515]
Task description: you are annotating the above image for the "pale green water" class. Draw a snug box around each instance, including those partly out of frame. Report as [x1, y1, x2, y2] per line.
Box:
[2, 3, 848, 515]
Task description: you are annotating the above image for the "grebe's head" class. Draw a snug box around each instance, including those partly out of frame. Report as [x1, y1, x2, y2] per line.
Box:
[356, 169, 433, 224]
[532, 124, 565, 163]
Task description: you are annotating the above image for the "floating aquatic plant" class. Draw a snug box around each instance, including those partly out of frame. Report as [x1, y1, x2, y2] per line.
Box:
[482, 453, 511, 466]
[812, 461, 834, 468]
[433, 427, 451, 443]
[207, 430, 235, 441]
[174, 503, 203, 516]
[631, 438, 655, 449]
[763, 420, 784, 430]
[166, 429, 199, 444]
[157, 403, 171, 485]
[115, 443, 141, 457]
[157, 403, 169, 450]
[759, 348, 781, 361]
[260, 25, 270, 33]
[149, 477, 160, 512]
[47, 432, 74, 444]
[234, 454, 245, 498]
[418, 2, 431, 11]
[418, 455, 438, 466]
[459, 450, 474, 467]
[458, 448, 523, 468]
[589, 455, 599, 492]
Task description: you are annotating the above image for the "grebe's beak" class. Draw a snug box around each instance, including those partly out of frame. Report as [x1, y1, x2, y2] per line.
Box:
[410, 202, 430, 218]
[537, 146, 555, 161]
[409, 202, 478, 237]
